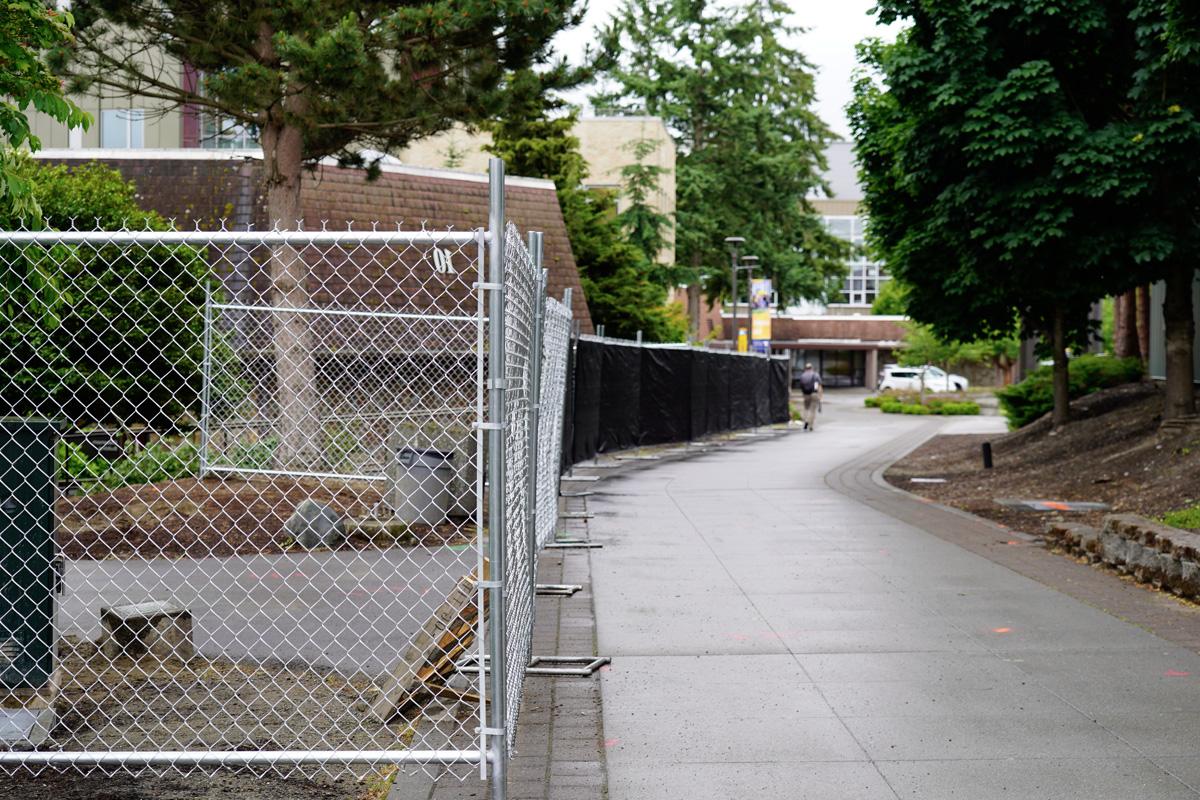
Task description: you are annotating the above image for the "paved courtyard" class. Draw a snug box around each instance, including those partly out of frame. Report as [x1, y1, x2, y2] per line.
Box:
[587, 394, 1200, 799]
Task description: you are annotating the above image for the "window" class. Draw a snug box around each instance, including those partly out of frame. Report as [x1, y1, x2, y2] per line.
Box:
[100, 109, 145, 148]
[822, 215, 891, 306]
[201, 114, 257, 149]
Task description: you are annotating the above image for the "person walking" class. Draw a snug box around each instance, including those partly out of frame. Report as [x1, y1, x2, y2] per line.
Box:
[797, 362, 823, 431]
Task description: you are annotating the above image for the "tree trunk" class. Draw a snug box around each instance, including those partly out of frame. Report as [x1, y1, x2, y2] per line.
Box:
[1051, 308, 1070, 427]
[1113, 290, 1141, 359]
[1136, 284, 1152, 363]
[1163, 262, 1197, 421]
[261, 116, 319, 469]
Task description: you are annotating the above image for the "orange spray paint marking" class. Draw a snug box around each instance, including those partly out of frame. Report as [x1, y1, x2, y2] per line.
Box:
[604, 738, 620, 748]
[992, 627, 1012, 634]
[1165, 670, 1191, 678]
[1041, 501, 1072, 511]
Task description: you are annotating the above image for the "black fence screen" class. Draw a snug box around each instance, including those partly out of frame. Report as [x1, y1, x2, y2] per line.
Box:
[563, 339, 789, 466]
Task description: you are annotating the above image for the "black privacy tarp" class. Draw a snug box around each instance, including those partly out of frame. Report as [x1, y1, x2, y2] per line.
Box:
[689, 349, 709, 440]
[570, 338, 603, 464]
[640, 347, 692, 445]
[705, 351, 731, 434]
[729, 356, 758, 429]
[562, 341, 784, 467]
[769, 357, 790, 423]
[597, 343, 642, 452]
[753, 358, 772, 426]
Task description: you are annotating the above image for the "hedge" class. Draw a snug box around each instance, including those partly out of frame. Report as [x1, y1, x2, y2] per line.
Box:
[995, 355, 1144, 428]
[0, 160, 210, 429]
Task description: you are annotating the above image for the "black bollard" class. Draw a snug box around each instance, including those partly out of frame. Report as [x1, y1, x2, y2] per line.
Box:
[982, 441, 993, 469]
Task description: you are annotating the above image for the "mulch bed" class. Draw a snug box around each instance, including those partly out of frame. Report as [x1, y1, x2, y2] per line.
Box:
[885, 382, 1200, 534]
[57, 476, 473, 560]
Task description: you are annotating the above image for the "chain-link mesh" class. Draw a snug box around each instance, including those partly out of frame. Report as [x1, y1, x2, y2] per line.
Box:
[0, 225, 490, 778]
[497, 224, 536, 743]
[534, 298, 572, 549]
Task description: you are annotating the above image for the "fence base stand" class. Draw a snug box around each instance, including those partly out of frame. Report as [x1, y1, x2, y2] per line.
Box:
[536, 584, 582, 596]
[527, 656, 610, 676]
[563, 475, 600, 482]
[546, 539, 602, 549]
[614, 454, 661, 461]
[559, 511, 594, 520]
[455, 655, 610, 677]
[560, 491, 594, 498]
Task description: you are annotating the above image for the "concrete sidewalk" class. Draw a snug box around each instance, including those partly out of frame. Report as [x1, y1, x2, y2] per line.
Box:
[589, 393, 1200, 799]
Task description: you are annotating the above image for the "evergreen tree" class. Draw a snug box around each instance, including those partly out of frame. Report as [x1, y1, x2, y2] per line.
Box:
[595, 0, 847, 337]
[51, 0, 583, 463]
[485, 73, 686, 341]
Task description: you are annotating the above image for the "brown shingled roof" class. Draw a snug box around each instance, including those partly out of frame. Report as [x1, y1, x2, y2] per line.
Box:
[38, 153, 593, 332]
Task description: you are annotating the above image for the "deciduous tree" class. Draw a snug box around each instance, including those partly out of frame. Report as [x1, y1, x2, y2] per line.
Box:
[851, 1, 1145, 426]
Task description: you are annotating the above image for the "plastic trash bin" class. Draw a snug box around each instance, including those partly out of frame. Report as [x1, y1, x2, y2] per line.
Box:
[390, 448, 455, 526]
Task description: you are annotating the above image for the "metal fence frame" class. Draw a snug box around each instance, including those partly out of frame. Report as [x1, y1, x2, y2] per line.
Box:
[0, 158, 574, 800]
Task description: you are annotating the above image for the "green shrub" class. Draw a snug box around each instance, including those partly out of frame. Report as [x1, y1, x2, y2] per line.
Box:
[1163, 504, 1200, 531]
[60, 438, 199, 493]
[880, 400, 905, 414]
[864, 396, 883, 408]
[0, 159, 211, 429]
[938, 401, 980, 415]
[996, 355, 1144, 428]
[900, 404, 933, 415]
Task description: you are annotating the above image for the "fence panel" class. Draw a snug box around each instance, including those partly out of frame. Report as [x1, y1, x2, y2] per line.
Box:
[0, 226, 489, 779]
[640, 347, 692, 445]
[597, 340, 642, 452]
[498, 223, 537, 744]
[535, 298, 572, 548]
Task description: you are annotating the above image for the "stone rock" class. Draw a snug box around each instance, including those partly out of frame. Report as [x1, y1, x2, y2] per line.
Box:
[1180, 561, 1200, 597]
[1160, 555, 1183, 593]
[1101, 531, 1128, 567]
[286, 499, 346, 549]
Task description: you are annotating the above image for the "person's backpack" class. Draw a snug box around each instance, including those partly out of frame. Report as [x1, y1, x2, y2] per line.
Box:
[798, 371, 819, 395]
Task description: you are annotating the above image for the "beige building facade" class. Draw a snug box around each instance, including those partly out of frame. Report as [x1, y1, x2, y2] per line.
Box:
[397, 117, 676, 264]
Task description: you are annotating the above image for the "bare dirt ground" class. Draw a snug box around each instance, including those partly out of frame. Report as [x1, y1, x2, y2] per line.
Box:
[57, 476, 471, 560]
[886, 382, 1200, 534]
[0, 636, 467, 800]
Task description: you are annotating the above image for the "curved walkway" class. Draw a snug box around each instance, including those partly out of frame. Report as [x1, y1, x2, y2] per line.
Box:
[589, 393, 1200, 800]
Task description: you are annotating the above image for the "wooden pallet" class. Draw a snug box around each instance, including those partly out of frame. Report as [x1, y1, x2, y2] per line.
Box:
[370, 562, 488, 721]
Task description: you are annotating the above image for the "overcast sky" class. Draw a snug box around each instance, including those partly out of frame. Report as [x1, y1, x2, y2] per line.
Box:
[554, 0, 904, 139]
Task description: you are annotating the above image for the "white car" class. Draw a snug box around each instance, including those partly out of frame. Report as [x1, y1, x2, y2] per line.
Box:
[879, 364, 969, 393]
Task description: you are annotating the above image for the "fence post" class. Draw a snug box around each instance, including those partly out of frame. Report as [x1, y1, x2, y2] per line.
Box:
[485, 157, 509, 800]
[526, 232, 546, 599]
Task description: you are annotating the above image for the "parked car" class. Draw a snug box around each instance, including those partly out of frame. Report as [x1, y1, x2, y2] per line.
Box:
[879, 364, 969, 393]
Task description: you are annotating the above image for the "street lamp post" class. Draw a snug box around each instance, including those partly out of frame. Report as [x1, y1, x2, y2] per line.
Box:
[724, 237, 745, 349]
[732, 255, 759, 351]
[740, 255, 759, 346]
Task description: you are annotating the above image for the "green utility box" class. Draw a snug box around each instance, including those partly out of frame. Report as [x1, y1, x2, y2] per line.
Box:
[0, 419, 57, 689]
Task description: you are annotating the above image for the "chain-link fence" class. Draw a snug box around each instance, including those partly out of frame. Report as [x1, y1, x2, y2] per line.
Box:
[535, 296, 573, 549]
[0, 159, 577, 797]
[0, 222, 492, 778]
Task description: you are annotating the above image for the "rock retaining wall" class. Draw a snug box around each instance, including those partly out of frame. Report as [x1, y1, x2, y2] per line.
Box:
[1044, 514, 1200, 598]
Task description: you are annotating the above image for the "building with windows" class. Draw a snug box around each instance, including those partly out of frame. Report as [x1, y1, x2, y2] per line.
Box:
[721, 141, 904, 389]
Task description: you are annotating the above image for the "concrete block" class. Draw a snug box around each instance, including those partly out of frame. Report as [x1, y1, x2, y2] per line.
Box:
[100, 601, 194, 661]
